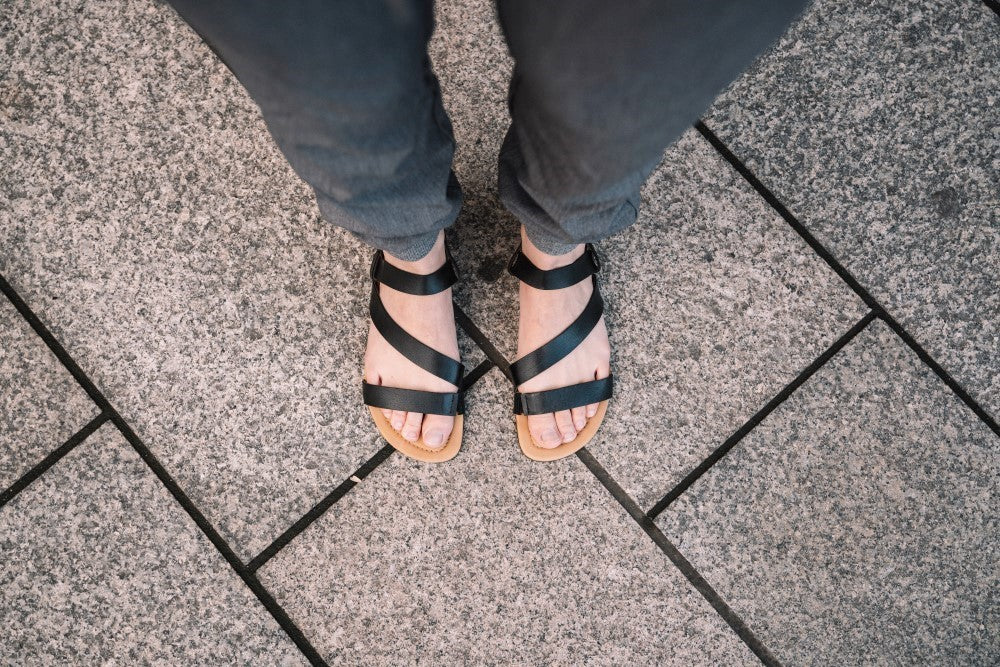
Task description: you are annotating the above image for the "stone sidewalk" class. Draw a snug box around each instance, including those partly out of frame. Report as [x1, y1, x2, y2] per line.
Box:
[1, 0, 997, 664]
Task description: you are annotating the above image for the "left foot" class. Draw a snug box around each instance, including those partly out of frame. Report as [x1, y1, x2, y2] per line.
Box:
[363, 232, 460, 450]
[515, 227, 611, 448]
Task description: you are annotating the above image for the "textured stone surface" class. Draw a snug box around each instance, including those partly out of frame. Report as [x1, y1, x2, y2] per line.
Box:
[657, 322, 1000, 665]
[431, 0, 524, 344]
[706, 0, 1000, 420]
[258, 371, 756, 666]
[0, 0, 387, 559]
[0, 423, 304, 664]
[592, 132, 868, 510]
[0, 295, 99, 491]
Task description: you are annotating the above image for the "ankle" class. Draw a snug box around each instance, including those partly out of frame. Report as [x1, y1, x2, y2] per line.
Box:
[383, 231, 446, 275]
[520, 227, 584, 270]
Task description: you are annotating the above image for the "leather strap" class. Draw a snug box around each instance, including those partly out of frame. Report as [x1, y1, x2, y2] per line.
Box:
[513, 375, 613, 415]
[509, 278, 604, 385]
[507, 243, 600, 290]
[370, 249, 458, 295]
[363, 382, 464, 416]
[369, 284, 465, 387]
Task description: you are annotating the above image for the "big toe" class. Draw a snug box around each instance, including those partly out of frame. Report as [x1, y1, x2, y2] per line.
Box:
[420, 414, 454, 450]
[527, 413, 563, 449]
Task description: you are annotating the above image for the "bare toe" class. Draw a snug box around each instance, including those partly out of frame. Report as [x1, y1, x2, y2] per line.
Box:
[421, 414, 454, 450]
[390, 410, 405, 432]
[554, 410, 577, 442]
[401, 411, 422, 442]
[571, 406, 587, 431]
[528, 413, 563, 449]
[381, 408, 393, 422]
[585, 403, 598, 418]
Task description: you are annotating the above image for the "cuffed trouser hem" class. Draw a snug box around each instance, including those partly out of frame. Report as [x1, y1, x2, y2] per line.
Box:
[498, 125, 641, 256]
[353, 227, 443, 262]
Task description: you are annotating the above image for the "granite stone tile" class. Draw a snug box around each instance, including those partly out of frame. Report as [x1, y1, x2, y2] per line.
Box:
[593, 132, 868, 510]
[657, 322, 1000, 665]
[0, 423, 304, 664]
[705, 0, 1000, 419]
[455, 129, 872, 511]
[0, 294, 99, 491]
[258, 371, 757, 666]
[430, 0, 524, 345]
[1, 0, 392, 559]
[431, 0, 869, 511]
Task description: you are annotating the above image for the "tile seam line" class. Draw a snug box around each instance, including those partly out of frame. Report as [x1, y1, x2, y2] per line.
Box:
[0, 412, 109, 509]
[247, 360, 496, 573]
[576, 448, 783, 667]
[694, 120, 1000, 438]
[0, 273, 327, 667]
[455, 303, 513, 380]
[647, 310, 877, 519]
[246, 443, 395, 572]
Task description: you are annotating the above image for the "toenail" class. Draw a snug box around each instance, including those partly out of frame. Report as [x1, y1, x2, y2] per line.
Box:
[392, 419, 404, 430]
[562, 431, 575, 442]
[424, 431, 444, 447]
[404, 429, 418, 440]
[541, 429, 559, 444]
[574, 418, 585, 429]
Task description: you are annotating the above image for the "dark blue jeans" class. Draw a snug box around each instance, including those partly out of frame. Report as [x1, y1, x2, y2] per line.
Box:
[169, 0, 807, 260]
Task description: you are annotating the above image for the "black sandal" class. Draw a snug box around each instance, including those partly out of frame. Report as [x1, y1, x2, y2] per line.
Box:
[362, 247, 465, 462]
[507, 242, 613, 461]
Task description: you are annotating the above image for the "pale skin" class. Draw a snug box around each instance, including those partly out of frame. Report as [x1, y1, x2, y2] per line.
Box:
[363, 227, 611, 450]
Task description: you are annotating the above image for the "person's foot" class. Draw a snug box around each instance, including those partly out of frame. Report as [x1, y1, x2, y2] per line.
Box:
[363, 231, 460, 450]
[516, 227, 611, 448]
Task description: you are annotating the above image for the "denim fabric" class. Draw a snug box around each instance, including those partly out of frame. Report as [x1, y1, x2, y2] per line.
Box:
[169, 0, 807, 260]
[496, 0, 809, 254]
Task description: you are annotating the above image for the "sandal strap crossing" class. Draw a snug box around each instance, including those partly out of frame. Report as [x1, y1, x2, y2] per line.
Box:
[370, 248, 458, 295]
[507, 243, 600, 290]
[513, 376, 613, 415]
[363, 382, 464, 416]
[368, 284, 465, 387]
[509, 278, 604, 386]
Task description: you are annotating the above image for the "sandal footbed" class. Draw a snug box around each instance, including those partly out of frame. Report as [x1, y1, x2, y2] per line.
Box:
[369, 406, 463, 463]
[514, 399, 609, 462]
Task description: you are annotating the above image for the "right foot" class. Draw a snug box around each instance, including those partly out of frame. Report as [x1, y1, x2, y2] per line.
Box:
[363, 232, 460, 450]
[515, 228, 611, 449]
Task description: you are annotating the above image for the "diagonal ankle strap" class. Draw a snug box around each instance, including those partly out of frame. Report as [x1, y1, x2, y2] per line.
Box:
[509, 278, 604, 385]
[506, 243, 600, 290]
[370, 248, 459, 295]
[368, 284, 465, 387]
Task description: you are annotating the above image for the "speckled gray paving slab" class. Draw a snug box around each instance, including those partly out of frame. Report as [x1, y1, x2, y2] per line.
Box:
[430, 0, 869, 511]
[657, 322, 1000, 665]
[0, 0, 388, 559]
[0, 295, 99, 490]
[431, 0, 524, 331]
[593, 132, 868, 510]
[0, 423, 304, 664]
[257, 371, 757, 666]
[705, 0, 1000, 420]
[453, 131, 869, 511]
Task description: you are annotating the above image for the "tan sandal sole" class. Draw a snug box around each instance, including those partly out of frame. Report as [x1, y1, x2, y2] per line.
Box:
[515, 399, 609, 462]
[369, 406, 463, 463]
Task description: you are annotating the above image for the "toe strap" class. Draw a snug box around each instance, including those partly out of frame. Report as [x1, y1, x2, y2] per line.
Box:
[513, 375, 613, 415]
[363, 382, 464, 416]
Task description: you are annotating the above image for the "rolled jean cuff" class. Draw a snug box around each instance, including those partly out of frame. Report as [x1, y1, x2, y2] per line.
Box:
[353, 228, 442, 261]
[520, 226, 583, 256]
